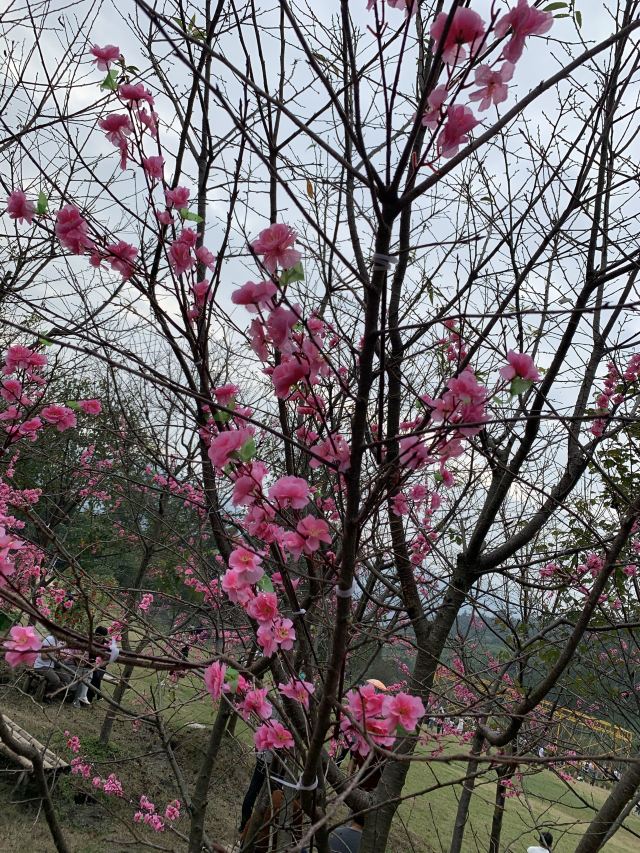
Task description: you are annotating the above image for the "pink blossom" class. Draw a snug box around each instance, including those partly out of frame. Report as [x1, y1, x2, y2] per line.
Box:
[269, 720, 295, 749]
[55, 205, 94, 254]
[17, 417, 43, 441]
[207, 427, 253, 468]
[495, 0, 553, 64]
[137, 108, 159, 138]
[254, 721, 294, 750]
[107, 241, 138, 279]
[272, 617, 296, 650]
[231, 461, 268, 506]
[231, 280, 278, 313]
[1, 378, 23, 403]
[424, 368, 489, 437]
[0, 551, 15, 585]
[278, 679, 315, 710]
[229, 547, 264, 584]
[254, 723, 275, 751]
[118, 82, 154, 107]
[256, 622, 278, 657]
[78, 399, 102, 415]
[296, 515, 331, 553]
[251, 223, 301, 273]
[247, 591, 279, 623]
[139, 795, 155, 812]
[267, 306, 299, 349]
[469, 63, 514, 111]
[213, 383, 238, 406]
[168, 238, 194, 277]
[3, 345, 47, 375]
[142, 156, 164, 181]
[271, 358, 309, 398]
[386, 0, 417, 16]
[240, 687, 273, 720]
[196, 245, 216, 271]
[383, 692, 425, 731]
[90, 44, 121, 70]
[221, 568, 256, 605]
[391, 493, 409, 515]
[193, 279, 211, 307]
[103, 773, 124, 796]
[165, 186, 190, 208]
[204, 661, 227, 700]
[499, 350, 540, 382]
[430, 8, 486, 65]
[421, 85, 448, 131]
[3, 625, 42, 667]
[41, 404, 77, 432]
[6, 190, 36, 225]
[269, 475, 310, 509]
[164, 800, 180, 822]
[138, 592, 154, 612]
[438, 105, 478, 158]
[249, 318, 269, 361]
[99, 113, 132, 147]
[398, 436, 432, 470]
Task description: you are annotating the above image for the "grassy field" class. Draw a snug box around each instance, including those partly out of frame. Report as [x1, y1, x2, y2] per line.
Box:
[1, 663, 639, 852]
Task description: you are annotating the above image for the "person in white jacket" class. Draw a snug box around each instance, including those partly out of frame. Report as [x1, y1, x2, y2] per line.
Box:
[527, 831, 553, 853]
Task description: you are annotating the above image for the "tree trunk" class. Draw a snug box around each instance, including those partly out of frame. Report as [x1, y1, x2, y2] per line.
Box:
[575, 758, 640, 853]
[99, 659, 134, 745]
[360, 579, 469, 853]
[187, 700, 233, 853]
[488, 764, 512, 853]
[449, 726, 485, 853]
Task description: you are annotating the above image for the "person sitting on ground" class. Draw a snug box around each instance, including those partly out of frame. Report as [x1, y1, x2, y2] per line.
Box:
[302, 813, 364, 853]
[33, 633, 73, 701]
[527, 831, 553, 853]
[87, 626, 110, 703]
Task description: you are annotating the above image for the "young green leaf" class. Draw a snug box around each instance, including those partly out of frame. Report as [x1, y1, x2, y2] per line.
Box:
[179, 207, 204, 223]
[257, 575, 275, 594]
[100, 69, 119, 91]
[510, 377, 533, 396]
[36, 191, 48, 215]
[238, 437, 256, 462]
[280, 262, 305, 285]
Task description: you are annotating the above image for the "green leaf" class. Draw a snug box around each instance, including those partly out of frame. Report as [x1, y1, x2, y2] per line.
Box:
[238, 437, 256, 462]
[575, 9, 582, 27]
[36, 191, 48, 215]
[100, 69, 119, 91]
[280, 262, 304, 285]
[510, 377, 533, 396]
[434, 471, 444, 483]
[543, 2, 567, 10]
[213, 410, 232, 424]
[257, 575, 275, 594]
[65, 400, 81, 411]
[225, 666, 240, 694]
[0, 611, 14, 631]
[38, 336, 54, 347]
[179, 207, 204, 223]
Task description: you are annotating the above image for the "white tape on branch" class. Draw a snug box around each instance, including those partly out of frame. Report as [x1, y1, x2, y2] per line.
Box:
[371, 252, 399, 271]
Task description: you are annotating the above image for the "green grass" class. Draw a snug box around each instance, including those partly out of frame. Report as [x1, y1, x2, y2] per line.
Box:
[3, 663, 639, 853]
[396, 742, 640, 853]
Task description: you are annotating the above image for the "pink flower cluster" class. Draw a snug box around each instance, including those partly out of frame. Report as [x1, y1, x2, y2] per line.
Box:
[419, 3, 553, 159]
[2, 625, 42, 667]
[251, 223, 301, 273]
[341, 683, 425, 757]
